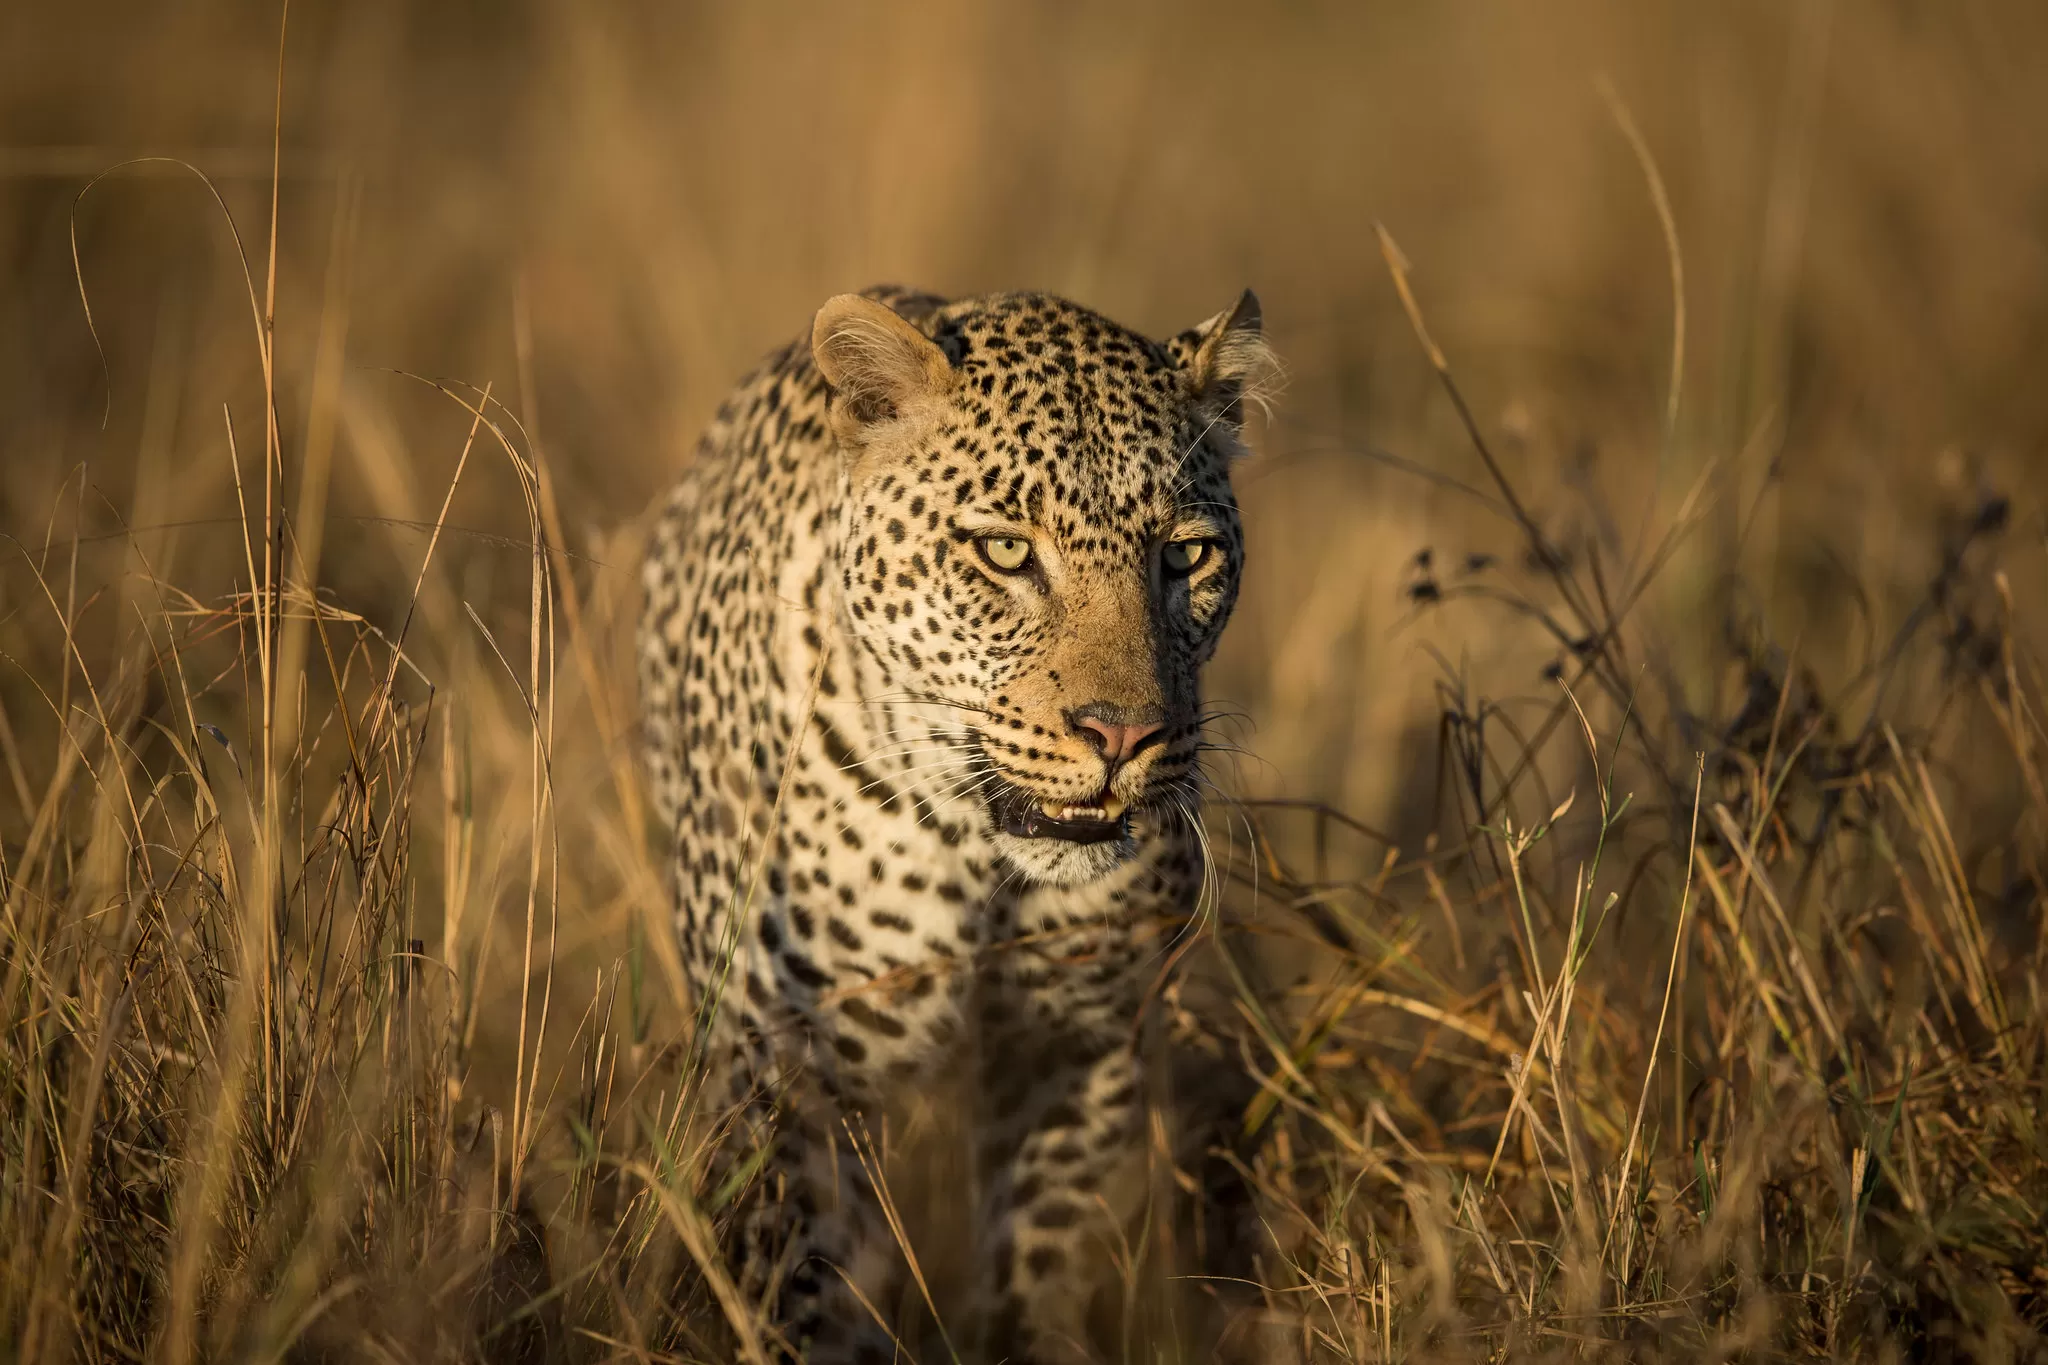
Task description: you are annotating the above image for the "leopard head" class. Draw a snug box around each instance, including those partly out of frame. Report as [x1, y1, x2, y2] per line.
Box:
[813, 288, 1275, 887]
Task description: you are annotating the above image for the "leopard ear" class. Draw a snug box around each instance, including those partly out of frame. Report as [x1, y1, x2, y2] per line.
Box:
[811, 293, 958, 440]
[1171, 289, 1279, 429]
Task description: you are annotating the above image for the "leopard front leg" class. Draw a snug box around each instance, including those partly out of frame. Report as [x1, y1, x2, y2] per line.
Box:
[741, 1104, 904, 1365]
[972, 944, 1151, 1364]
[706, 988, 921, 1365]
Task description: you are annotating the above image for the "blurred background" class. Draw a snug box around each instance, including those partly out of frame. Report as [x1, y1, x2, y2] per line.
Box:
[4, 3, 2046, 1354]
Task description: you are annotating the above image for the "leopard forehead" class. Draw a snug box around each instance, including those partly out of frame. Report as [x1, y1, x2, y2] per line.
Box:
[887, 292, 1241, 541]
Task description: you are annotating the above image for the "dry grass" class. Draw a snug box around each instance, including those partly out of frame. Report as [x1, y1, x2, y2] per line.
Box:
[4, 3, 2048, 1361]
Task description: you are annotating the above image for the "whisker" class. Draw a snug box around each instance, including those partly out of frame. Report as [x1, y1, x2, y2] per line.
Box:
[859, 689, 997, 719]
[850, 739, 982, 770]
[1166, 791, 1221, 949]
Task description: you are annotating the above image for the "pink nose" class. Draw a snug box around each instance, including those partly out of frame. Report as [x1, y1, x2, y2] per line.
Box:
[1073, 714, 1165, 769]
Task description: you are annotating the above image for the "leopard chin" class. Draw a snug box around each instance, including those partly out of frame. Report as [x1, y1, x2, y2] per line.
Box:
[987, 825, 1140, 887]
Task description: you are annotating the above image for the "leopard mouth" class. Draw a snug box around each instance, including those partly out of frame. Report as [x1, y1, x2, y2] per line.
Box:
[986, 779, 1132, 844]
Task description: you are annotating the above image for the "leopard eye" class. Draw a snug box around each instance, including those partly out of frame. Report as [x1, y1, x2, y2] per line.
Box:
[977, 535, 1034, 574]
[1162, 539, 1210, 577]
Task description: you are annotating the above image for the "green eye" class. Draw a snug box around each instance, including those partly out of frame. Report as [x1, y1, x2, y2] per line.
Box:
[978, 536, 1034, 573]
[1162, 540, 1209, 576]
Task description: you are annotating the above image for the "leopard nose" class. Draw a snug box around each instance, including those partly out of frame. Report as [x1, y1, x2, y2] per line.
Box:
[1068, 704, 1166, 772]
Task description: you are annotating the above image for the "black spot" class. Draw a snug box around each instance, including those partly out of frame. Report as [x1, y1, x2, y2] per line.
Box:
[782, 953, 831, 990]
[840, 996, 909, 1038]
[1039, 1100, 1084, 1130]
[1024, 1245, 1067, 1278]
[1030, 1200, 1080, 1229]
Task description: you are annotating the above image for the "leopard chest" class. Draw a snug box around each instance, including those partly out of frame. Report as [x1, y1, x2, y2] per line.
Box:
[744, 790, 995, 1067]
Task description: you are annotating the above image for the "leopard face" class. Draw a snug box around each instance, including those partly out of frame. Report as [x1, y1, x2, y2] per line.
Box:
[814, 290, 1274, 887]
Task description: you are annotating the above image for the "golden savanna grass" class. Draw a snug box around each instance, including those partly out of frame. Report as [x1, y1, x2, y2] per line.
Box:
[2, 3, 2045, 1360]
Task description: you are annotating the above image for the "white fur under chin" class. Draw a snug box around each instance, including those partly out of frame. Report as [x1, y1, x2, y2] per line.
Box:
[989, 828, 1140, 888]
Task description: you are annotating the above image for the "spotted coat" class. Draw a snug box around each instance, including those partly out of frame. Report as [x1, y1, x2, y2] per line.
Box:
[638, 285, 1272, 1364]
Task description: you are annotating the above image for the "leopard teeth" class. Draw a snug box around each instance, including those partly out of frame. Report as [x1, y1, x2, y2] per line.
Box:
[1039, 797, 1129, 822]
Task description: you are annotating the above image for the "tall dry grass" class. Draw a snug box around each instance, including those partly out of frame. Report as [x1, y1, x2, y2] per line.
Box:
[3, 2, 2046, 1360]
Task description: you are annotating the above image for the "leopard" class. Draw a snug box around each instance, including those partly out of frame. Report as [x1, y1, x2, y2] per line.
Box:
[638, 283, 1274, 1364]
